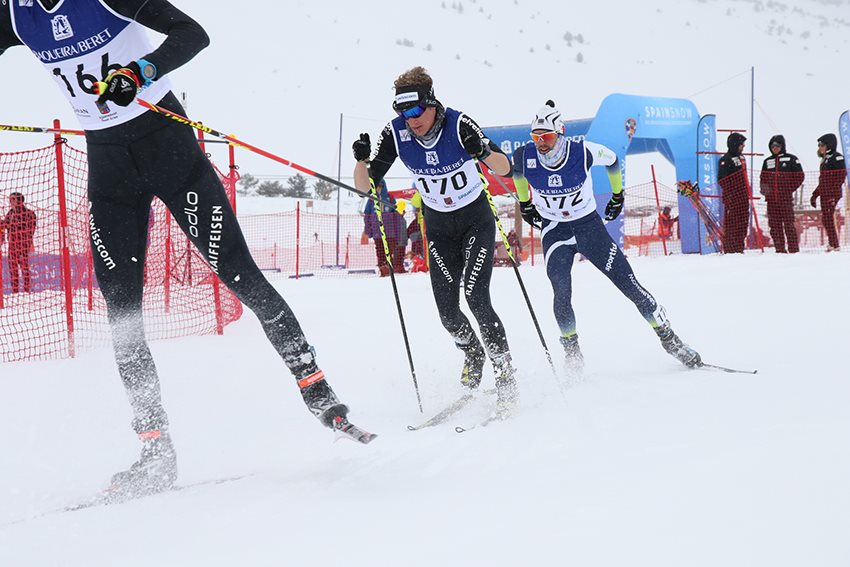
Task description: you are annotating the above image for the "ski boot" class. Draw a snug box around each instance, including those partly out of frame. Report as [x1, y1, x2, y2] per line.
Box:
[298, 370, 350, 428]
[655, 322, 702, 368]
[107, 429, 177, 501]
[459, 342, 486, 390]
[492, 353, 519, 415]
[560, 334, 585, 376]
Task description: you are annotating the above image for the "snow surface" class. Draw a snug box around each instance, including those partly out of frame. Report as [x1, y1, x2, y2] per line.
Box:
[2, 253, 849, 566]
[2, 1, 850, 565]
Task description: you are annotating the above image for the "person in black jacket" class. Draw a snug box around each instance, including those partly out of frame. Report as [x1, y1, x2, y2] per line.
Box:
[811, 134, 847, 251]
[382, 200, 408, 274]
[1, 0, 356, 499]
[759, 135, 804, 253]
[717, 133, 750, 254]
[362, 181, 392, 275]
[2, 192, 37, 293]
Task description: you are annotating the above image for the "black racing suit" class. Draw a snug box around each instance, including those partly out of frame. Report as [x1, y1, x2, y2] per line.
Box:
[813, 136, 846, 250]
[367, 115, 512, 362]
[1, 0, 323, 435]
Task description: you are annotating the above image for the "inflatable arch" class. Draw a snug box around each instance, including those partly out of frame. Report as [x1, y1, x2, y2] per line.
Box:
[482, 93, 708, 253]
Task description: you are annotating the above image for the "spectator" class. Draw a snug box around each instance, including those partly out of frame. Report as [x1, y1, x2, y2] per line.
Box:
[363, 180, 391, 276]
[2, 192, 37, 293]
[405, 206, 427, 272]
[382, 200, 408, 274]
[717, 132, 749, 254]
[407, 206, 425, 258]
[658, 206, 678, 241]
[759, 135, 804, 253]
[811, 133, 846, 252]
[507, 228, 522, 265]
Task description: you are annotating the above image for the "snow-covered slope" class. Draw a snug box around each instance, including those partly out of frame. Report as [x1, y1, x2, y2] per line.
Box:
[1, 0, 849, 186]
[1, 2, 849, 565]
[2, 253, 849, 566]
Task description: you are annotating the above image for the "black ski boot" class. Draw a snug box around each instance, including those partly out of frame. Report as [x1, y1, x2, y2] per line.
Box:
[459, 342, 486, 390]
[655, 322, 702, 368]
[560, 334, 584, 375]
[492, 353, 519, 414]
[299, 370, 350, 428]
[107, 429, 177, 501]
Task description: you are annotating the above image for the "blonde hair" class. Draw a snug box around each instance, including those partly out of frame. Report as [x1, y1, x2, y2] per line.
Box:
[394, 66, 433, 90]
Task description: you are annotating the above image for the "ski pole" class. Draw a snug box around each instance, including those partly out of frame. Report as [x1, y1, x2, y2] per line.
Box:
[0, 122, 230, 144]
[0, 123, 85, 136]
[479, 174, 555, 374]
[135, 99, 396, 208]
[369, 178, 423, 413]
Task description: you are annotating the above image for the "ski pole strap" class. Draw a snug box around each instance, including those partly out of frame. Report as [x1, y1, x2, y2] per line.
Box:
[297, 370, 325, 389]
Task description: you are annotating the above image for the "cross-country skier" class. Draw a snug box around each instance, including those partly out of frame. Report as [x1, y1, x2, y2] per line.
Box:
[512, 101, 701, 373]
[0, 0, 355, 499]
[351, 66, 518, 410]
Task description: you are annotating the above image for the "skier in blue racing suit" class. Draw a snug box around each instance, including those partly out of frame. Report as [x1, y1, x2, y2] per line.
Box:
[512, 101, 702, 374]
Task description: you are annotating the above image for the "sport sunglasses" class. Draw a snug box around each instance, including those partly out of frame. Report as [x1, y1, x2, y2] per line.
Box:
[397, 103, 428, 119]
[531, 131, 560, 144]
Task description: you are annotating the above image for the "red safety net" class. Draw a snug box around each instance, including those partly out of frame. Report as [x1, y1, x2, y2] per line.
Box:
[4, 132, 845, 364]
[0, 139, 242, 363]
[237, 196, 528, 278]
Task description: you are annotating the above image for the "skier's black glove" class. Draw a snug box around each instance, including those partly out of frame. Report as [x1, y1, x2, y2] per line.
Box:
[95, 62, 142, 107]
[519, 199, 542, 229]
[352, 133, 371, 162]
[604, 192, 625, 221]
[461, 132, 492, 161]
[810, 189, 820, 208]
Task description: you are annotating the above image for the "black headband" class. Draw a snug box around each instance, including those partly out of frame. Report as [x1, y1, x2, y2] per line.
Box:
[393, 84, 437, 112]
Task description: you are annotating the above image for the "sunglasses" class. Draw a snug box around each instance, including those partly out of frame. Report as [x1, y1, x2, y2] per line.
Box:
[397, 104, 428, 119]
[531, 131, 560, 144]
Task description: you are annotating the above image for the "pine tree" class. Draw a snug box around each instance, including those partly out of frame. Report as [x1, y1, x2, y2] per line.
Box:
[284, 174, 311, 198]
[257, 179, 286, 197]
[237, 173, 260, 195]
[314, 179, 336, 201]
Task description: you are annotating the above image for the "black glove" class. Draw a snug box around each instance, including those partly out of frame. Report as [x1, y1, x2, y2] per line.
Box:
[810, 190, 820, 208]
[461, 132, 492, 161]
[519, 199, 542, 229]
[352, 133, 371, 162]
[604, 192, 625, 221]
[94, 62, 142, 107]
